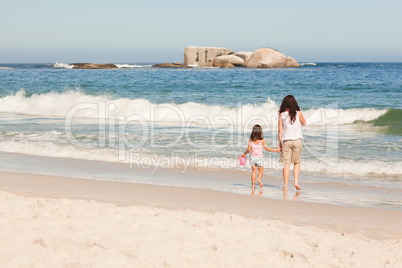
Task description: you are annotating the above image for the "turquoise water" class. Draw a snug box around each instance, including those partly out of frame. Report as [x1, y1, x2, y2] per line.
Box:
[1, 63, 401, 109]
[0, 62, 401, 208]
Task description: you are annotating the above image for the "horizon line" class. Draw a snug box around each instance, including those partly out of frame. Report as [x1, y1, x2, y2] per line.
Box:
[1, 61, 402, 64]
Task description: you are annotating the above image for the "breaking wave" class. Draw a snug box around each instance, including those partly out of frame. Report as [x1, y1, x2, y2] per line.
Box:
[53, 63, 152, 69]
[0, 89, 387, 127]
[300, 63, 317, 66]
[53, 62, 73, 69]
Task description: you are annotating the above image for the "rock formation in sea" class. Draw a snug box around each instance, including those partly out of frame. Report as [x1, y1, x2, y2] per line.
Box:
[70, 63, 118, 69]
[245, 48, 287, 68]
[285, 57, 300, 67]
[183, 46, 300, 68]
[234, 51, 254, 63]
[213, 55, 245, 68]
[152, 63, 190, 68]
[184, 47, 235, 67]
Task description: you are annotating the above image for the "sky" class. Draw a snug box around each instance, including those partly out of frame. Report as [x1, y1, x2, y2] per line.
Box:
[1, 0, 401, 63]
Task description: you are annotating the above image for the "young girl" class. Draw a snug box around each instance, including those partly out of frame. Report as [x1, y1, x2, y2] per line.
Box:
[242, 125, 279, 189]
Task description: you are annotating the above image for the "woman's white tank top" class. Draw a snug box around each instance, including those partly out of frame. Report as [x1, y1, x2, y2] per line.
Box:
[281, 111, 303, 141]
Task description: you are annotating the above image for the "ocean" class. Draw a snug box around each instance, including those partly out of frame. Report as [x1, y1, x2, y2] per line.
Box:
[0, 62, 401, 209]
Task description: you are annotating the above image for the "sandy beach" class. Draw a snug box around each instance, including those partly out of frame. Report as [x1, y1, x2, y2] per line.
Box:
[1, 171, 401, 267]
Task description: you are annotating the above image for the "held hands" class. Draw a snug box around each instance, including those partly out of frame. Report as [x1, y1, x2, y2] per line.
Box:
[267, 147, 281, 153]
[276, 146, 281, 153]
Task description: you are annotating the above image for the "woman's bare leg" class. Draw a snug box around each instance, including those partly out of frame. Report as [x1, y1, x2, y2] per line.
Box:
[293, 163, 301, 190]
[283, 163, 290, 191]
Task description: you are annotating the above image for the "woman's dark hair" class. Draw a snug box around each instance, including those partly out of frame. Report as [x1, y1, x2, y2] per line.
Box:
[279, 95, 300, 124]
[250, 125, 263, 141]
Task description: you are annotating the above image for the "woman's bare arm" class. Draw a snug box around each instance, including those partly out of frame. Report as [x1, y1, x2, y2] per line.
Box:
[299, 111, 306, 126]
[278, 114, 283, 150]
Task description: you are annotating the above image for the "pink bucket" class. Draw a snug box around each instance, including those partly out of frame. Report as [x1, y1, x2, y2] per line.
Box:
[238, 155, 247, 166]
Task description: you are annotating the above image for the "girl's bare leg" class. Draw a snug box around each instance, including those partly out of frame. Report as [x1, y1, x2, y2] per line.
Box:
[283, 163, 290, 191]
[257, 166, 264, 188]
[293, 163, 301, 190]
[251, 165, 257, 189]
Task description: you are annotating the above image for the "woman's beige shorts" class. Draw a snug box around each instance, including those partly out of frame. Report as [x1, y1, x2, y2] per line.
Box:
[279, 140, 303, 164]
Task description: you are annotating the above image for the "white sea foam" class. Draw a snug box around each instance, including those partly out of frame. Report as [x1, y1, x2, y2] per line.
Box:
[302, 108, 387, 126]
[0, 140, 123, 163]
[300, 63, 317, 66]
[0, 137, 400, 178]
[0, 67, 15, 70]
[53, 63, 73, 69]
[0, 89, 387, 127]
[301, 159, 402, 177]
[186, 63, 218, 69]
[115, 64, 152, 68]
[0, 130, 65, 142]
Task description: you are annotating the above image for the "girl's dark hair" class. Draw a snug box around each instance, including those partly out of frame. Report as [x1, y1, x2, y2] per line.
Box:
[279, 95, 300, 124]
[250, 125, 263, 141]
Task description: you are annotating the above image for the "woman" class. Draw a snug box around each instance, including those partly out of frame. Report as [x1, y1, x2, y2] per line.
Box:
[278, 95, 306, 191]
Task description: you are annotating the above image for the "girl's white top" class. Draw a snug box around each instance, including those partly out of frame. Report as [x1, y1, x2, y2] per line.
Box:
[281, 111, 303, 141]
